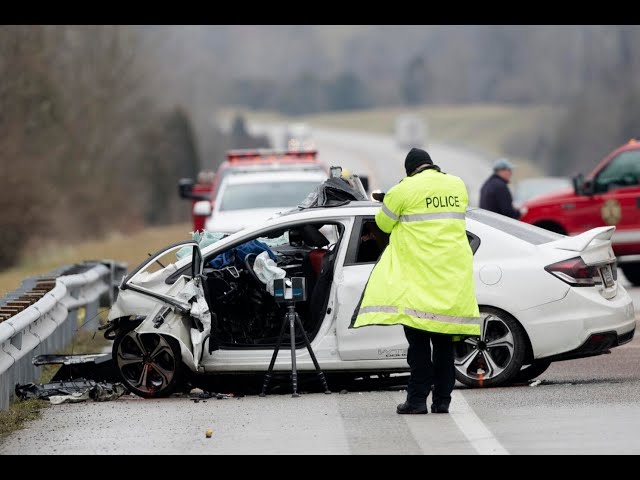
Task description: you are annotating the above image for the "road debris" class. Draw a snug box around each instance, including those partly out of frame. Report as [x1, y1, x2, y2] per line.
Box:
[15, 379, 126, 404]
[529, 380, 544, 387]
[205, 428, 214, 438]
[32, 353, 117, 382]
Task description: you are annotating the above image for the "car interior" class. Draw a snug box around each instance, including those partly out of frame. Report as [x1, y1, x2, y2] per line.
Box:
[199, 222, 345, 351]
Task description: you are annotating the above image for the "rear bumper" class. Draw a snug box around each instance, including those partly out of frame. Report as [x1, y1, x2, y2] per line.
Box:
[544, 327, 635, 362]
[518, 283, 636, 359]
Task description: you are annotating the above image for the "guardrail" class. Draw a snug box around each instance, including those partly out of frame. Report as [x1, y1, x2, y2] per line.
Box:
[0, 260, 127, 411]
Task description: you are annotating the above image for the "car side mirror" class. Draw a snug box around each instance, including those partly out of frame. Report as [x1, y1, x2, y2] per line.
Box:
[572, 174, 593, 196]
[178, 178, 195, 199]
[178, 178, 210, 201]
[582, 179, 594, 196]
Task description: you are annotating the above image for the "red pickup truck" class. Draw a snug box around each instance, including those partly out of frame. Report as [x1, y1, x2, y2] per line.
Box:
[520, 139, 640, 285]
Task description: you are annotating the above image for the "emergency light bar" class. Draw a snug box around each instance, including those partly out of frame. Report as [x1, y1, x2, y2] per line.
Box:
[226, 149, 318, 162]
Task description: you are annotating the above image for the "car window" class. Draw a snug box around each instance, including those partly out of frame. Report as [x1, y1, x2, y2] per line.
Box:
[595, 150, 640, 193]
[354, 220, 387, 263]
[514, 178, 571, 205]
[467, 209, 564, 245]
[219, 182, 321, 211]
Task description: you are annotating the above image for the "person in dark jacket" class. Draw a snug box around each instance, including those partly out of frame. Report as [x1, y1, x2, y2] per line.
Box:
[479, 158, 521, 219]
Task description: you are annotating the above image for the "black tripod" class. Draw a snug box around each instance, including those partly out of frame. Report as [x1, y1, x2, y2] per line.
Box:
[260, 303, 331, 397]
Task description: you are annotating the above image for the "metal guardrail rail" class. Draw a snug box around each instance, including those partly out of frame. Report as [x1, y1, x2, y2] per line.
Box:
[0, 260, 127, 411]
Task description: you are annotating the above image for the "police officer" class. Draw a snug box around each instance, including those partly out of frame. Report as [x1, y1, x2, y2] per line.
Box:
[479, 158, 521, 219]
[351, 148, 480, 415]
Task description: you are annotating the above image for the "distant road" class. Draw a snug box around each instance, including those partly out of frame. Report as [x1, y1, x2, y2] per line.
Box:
[249, 123, 492, 206]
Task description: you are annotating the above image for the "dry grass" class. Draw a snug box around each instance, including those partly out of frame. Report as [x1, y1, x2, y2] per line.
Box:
[0, 399, 49, 439]
[0, 223, 193, 297]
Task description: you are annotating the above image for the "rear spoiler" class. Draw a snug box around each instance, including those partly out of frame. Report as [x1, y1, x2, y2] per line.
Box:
[543, 226, 615, 252]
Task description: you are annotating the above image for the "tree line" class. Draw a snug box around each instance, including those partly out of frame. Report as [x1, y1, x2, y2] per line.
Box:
[0, 26, 227, 270]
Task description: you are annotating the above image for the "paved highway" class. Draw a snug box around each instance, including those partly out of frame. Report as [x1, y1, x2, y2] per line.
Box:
[1, 125, 639, 455]
[254, 124, 492, 206]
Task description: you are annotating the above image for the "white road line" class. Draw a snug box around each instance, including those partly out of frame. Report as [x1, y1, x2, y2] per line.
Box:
[450, 392, 510, 455]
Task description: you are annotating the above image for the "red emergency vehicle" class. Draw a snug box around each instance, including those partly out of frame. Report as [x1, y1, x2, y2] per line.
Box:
[178, 149, 328, 233]
[520, 139, 640, 284]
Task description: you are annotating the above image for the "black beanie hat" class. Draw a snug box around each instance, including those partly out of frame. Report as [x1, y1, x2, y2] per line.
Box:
[404, 147, 433, 176]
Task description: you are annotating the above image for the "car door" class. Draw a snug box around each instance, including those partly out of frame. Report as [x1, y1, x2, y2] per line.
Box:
[590, 150, 640, 241]
[335, 216, 408, 361]
[121, 240, 204, 314]
[120, 240, 211, 369]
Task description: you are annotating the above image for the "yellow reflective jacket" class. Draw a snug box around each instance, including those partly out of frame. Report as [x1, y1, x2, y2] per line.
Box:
[351, 167, 480, 336]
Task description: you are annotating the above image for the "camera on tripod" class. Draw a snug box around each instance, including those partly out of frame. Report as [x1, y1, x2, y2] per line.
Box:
[272, 277, 306, 303]
[260, 276, 330, 397]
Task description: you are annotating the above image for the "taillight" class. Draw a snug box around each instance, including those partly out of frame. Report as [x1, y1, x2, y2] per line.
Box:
[545, 257, 598, 287]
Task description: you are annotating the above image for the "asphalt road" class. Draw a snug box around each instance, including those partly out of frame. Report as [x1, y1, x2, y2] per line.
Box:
[2, 125, 640, 455]
[1, 332, 639, 455]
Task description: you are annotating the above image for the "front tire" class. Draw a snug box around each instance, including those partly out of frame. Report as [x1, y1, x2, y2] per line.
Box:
[454, 307, 527, 388]
[113, 329, 184, 398]
[621, 263, 640, 286]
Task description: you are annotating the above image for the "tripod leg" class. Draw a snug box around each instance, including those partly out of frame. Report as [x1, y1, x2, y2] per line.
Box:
[289, 310, 300, 398]
[259, 312, 289, 397]
[294, 313, 331, 394]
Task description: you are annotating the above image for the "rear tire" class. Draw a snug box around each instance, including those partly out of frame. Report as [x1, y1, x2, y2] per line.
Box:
[621, 263, 640, 286]
[454, 307, 527, 388]
[510, 360, 552, 384]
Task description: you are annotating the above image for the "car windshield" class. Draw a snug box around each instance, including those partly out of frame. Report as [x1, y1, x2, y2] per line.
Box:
[219, 182, 321, 211]
[467, 208, 564, 245]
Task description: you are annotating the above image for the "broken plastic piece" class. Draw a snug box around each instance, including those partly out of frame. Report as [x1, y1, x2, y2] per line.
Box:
[15, 379, 126, 404]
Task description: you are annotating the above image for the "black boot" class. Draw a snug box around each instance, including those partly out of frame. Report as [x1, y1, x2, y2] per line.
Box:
[430, 403, 449, 414]
[396, 402, 428, 414]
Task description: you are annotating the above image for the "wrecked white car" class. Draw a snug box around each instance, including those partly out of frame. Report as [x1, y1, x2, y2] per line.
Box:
[107, 202, 636, 398]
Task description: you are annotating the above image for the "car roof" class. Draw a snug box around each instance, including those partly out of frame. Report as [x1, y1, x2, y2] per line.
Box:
[222, 170, 328, 185]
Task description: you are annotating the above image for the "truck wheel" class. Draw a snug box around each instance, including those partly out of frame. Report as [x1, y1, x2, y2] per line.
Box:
[621, 263, 640, 286]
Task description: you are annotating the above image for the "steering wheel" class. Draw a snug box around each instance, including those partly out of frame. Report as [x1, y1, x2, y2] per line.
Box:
[243, 253, 263, 285]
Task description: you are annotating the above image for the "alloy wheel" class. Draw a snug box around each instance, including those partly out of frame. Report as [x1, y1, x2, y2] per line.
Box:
[116, 332, 177, 395]
[454, 313, 515, 382]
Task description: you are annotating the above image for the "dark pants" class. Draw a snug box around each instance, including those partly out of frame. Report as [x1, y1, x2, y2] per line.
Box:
[403, 326, 455, 408]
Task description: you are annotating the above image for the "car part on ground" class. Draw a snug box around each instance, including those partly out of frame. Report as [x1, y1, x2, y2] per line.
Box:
[33, 353, 118, 383]
[15, 379, 126, 404]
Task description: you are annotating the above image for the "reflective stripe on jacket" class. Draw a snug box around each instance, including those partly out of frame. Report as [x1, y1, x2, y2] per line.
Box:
[351, 168, 480, 336]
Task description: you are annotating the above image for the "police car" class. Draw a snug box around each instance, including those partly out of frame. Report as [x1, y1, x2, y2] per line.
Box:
[107, 198, 635, 397]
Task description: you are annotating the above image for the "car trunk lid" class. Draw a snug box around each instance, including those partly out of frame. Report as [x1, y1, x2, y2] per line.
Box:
[542, 226, 618, 299]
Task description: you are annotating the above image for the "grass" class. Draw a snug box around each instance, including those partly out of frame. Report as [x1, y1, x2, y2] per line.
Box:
[0, 222, 193, 297]
[0, 399, 49, 440]
[219, 103, 566, 181]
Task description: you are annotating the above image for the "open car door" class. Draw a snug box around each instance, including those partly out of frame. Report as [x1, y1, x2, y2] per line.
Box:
[116, 241, 211, 370]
